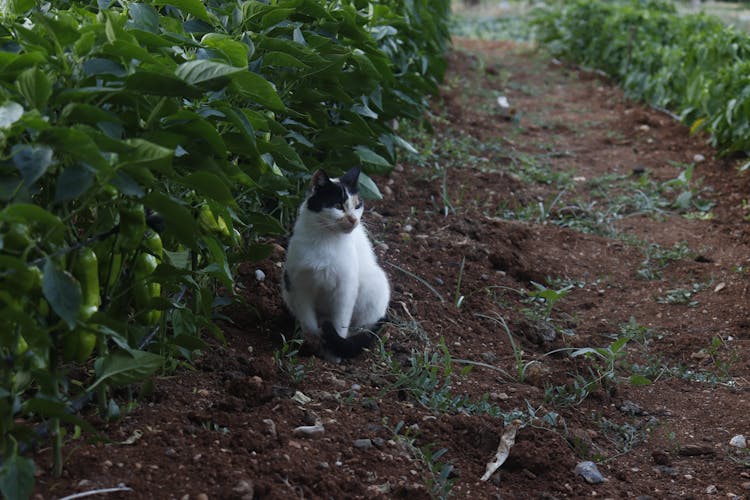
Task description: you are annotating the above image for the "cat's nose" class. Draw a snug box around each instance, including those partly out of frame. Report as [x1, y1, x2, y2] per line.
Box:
[346, 215, 357, 225]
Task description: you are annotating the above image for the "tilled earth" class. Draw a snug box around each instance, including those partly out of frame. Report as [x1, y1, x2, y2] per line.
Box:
[34, 38, 750, 499]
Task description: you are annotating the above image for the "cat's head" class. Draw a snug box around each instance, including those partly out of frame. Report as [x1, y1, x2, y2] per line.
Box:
[305, 166, 363, 233]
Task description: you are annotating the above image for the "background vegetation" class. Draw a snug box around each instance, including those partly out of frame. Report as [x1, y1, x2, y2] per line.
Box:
[534, 0, 750, 159]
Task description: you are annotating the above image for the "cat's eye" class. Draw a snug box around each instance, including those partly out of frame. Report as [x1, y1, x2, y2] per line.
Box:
[355, 201, 363, 209]
[334, 203, 343, 210]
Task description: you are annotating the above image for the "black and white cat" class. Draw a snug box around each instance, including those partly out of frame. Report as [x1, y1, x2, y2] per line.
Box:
[282, 166, 390, 360]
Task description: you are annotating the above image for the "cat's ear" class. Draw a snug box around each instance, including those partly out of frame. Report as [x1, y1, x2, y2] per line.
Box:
[340, 166, 361, 192]
[311, 169, 331, 190]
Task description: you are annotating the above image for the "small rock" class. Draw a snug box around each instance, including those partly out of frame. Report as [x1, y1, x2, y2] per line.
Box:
[77, 479, 93, 488]
[362, 399, 379, 411]
[165, 447, 177, 457]
[233, 480, 254, 498]
[262, 419, 277, 439]
[653, 465, 677, 476]
[196, 494, 209, 500]
[403, 224, 413, 233]
[575, 461, 605, 484]
[741, 481, 750, 490]
[354, 438, 373, 450]
[730, 435, 747, 449]
[254, 269, 266, 282]
[490, 392, 510, 401]
[351, 383, 362, 391]
[293, 425, 325, 438]
[481, 352, 499, 363]
[706, 485, 718, 495]
[694, 154, 706, 163]
[372, 437, 386, 448]
[434, 277, 444, 286]
[618, 400, 644, 416]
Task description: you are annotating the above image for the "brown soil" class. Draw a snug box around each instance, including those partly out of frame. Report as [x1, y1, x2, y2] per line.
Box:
[34, 39, 750, 499]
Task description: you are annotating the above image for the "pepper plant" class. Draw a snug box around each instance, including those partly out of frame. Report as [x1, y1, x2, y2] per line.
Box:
[0, 0, 450, 496]
[533, 0, 750, 156]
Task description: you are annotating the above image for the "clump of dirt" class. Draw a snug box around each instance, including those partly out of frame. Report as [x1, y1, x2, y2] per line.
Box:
[33, 38, 750, 499]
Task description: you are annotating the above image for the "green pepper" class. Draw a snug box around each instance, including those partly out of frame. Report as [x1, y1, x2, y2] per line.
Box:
[62, 329, 97, 363]
[198, 204, 220, 233]
[73, 248, 100, 320]
[117, 204, 146, 252]
[134, 252, 161, 325]
[144, 231, 163, 260]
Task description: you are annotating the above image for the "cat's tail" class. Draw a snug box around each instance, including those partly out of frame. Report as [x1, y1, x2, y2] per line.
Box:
[321, 319, 386, 359]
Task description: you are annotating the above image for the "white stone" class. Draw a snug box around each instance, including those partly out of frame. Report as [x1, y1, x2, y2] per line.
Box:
[730, 435, 747, 449]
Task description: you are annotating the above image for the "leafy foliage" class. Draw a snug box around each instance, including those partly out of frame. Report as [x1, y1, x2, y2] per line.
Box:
[533, 0, 750, 154]
[0, 0, 450, 491]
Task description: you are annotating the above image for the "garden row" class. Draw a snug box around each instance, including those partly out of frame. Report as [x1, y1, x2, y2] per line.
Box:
[0, 0, 449, 496]
[533, 0, 750, 157]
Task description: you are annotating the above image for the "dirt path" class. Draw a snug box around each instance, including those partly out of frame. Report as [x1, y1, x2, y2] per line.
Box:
[35, 39, 750, 499]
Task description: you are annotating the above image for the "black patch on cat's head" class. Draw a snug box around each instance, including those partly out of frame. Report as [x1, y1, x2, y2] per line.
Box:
[339, 166, 360, 194]
[306, 167, 360, 213]
[283, 270, 291, 292]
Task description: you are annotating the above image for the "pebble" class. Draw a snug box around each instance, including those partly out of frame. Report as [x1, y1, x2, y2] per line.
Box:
[618, 400, 644, 416]
[292, 425, 325, 438]
[706, 485, 718, 495]
[742, 482, 750, 490]
[730, 435, 747, 449]
[372, 437, 386, 448]
[196, 494, 209, 500]
[403, 224, 413, 233]
[354, 438, 374, 450]
[262, 419, 277, 439]
[653, 465, 677, 476]
[165, 447, 177, 457]
[254, 269, 265, 282]
[694, 153, 706, 163]
[575, 461, 605, 484]
[233, 480, 254, 498]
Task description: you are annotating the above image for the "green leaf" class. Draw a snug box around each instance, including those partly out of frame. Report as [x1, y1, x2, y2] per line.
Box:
[119, 138, 174, 174]
[12, 144, 54, 187]
[54, 164, 94, 202]
[0, 101, 24, 129]
[16, 66, 52, 110]
[245, 212, 285, 235]
[354, 145, 391, 168]
[143, 191, 199, 248]
[124, 72, 202, 98]
[175, 60, 243, 86]
[629, 374, 652, 386]
[228, 71, 285, 112]
[0, 451, 35, 500]
[358, 172, 382, 200]
[181, 171, 234, 204]
[42, 258, 82, 330]
[201, 33, 249, 67]
[153, 0, 211, 22]
[90, 348, 163, 390]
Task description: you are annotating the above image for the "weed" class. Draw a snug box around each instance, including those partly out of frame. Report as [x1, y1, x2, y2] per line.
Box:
[475, 313, 531, 383]
[273, 335, 309, 385]
[524, 281, 573, 322]
[655, 282, 707, 307]
[637, 241, 694, 280]
[599, 418, 641, 457]
[454, 256, 466, 308]
[384, 420, 455, 499]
